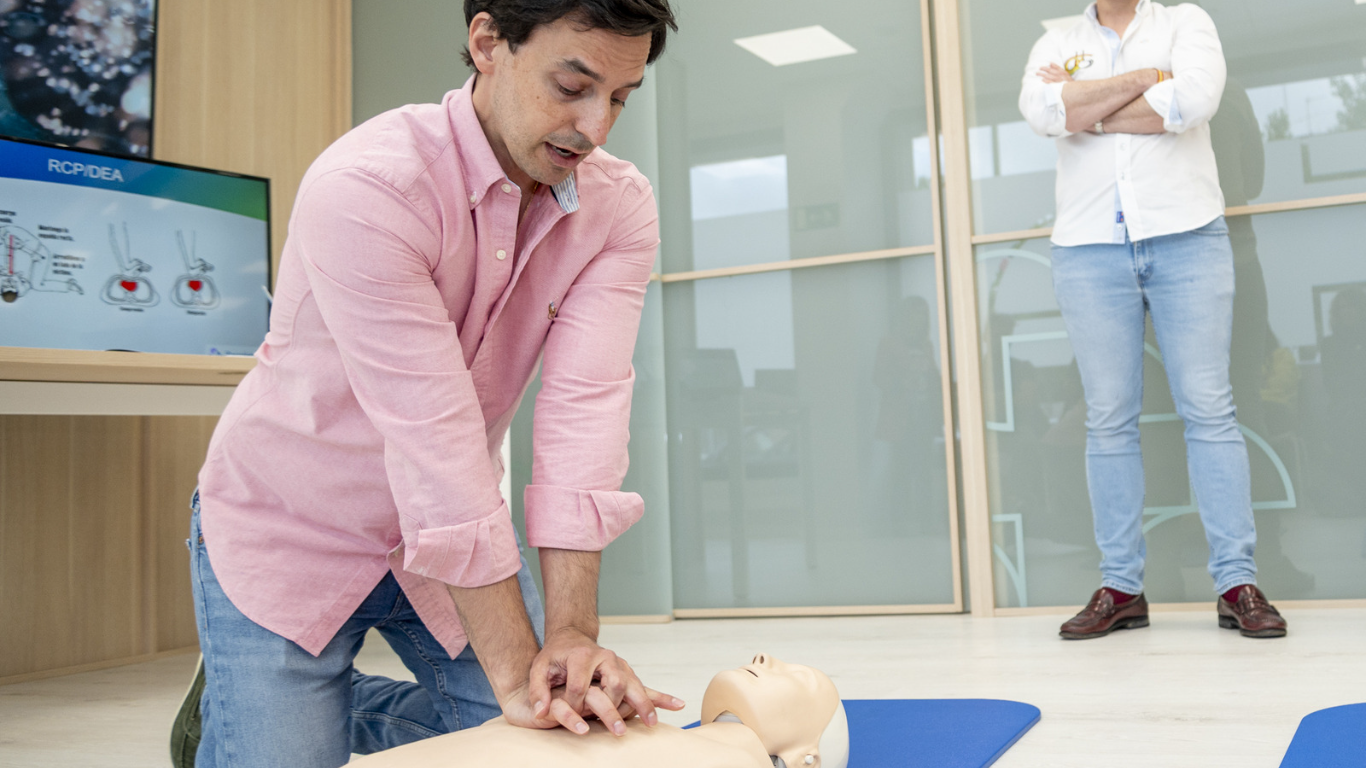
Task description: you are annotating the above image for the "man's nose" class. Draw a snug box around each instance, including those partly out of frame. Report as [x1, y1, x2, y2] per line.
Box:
[576, 100, 614, 148]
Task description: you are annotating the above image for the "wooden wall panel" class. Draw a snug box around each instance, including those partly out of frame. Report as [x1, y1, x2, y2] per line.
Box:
[0, 0, 350, 683]
[153, 0, 353, 275]
[145, 416, 218, 651]
[0, 417, 75, 678]
[69, 418, 146, 664]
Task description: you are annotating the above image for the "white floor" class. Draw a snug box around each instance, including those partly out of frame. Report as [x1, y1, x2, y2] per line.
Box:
[2, 608, 1362, 767]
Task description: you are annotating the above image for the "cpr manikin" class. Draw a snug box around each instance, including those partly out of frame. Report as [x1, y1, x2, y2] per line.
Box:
[350, 654, 849, 768]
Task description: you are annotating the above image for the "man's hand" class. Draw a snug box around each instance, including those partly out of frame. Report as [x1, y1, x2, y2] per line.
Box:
[530, 548, 683, 735]
[527, 626, 684, 736]
[1038, 62, 1075, 84]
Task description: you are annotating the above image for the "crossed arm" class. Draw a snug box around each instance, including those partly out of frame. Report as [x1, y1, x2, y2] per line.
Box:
[1037, 63, 1169, 135]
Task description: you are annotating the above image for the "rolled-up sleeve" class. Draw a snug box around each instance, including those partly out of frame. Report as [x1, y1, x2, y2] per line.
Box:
[293, 168, 521, 588]
[1144, 6, 1225, 133]
[1020, 32, 1072, 138]
[524, 180, 659, 551]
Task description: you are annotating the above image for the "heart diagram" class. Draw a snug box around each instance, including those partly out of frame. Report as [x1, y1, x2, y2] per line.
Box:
[170, 230, 221, 309]
[100, 222, 159, 307]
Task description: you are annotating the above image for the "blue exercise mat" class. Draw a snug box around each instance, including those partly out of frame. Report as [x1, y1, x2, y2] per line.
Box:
[1280, 703, 1366, 768]
[844, 700, 1040, 768]
[688, 699, 1039, 768]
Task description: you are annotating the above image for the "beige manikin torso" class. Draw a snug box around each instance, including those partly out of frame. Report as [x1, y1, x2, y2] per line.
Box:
[349, 717, 773, 768]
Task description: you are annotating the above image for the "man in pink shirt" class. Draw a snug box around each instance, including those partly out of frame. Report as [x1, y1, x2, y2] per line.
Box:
[171, 2, 681, 766]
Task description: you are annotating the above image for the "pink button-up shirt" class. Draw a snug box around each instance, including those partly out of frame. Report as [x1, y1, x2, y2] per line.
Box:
[197, 79, 657, 658]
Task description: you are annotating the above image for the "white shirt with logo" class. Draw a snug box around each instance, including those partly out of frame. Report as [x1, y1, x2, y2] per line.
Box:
[1019, 0, 1227, 247]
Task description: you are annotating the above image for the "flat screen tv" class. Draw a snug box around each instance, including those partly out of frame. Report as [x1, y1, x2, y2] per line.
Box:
[0, 136, 270, 356]
[0, 0, 159, 158]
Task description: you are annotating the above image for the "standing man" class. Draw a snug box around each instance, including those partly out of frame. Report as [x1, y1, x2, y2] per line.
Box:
[173, 2, 682, 766]
[1019, 0, 1287, 640]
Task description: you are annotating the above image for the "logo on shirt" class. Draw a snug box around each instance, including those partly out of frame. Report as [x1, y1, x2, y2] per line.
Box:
[1064, 52, 1095, 75]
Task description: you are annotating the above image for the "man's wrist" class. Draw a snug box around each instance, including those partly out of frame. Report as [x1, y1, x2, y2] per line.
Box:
[546, 618, 600, 643]
[484, 638, 541, 707]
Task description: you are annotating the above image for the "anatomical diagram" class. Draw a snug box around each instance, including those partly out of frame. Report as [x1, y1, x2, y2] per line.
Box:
[101, 222, 159, 307]
[170, 230, 221, 309]
[1, 224, 83, 303]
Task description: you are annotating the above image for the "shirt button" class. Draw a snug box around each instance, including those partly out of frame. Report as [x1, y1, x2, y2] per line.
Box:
[469, 194, 477, 203]
[496, 249, 507, 261]
[501, 183, 513, 194]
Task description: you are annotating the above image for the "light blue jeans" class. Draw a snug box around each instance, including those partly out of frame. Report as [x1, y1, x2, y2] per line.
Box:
[1051, 217, 1257, 596]
[188, 495, 545, 768]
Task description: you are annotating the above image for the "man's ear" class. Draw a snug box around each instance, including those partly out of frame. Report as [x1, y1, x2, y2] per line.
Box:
[468, 11, 502, 75]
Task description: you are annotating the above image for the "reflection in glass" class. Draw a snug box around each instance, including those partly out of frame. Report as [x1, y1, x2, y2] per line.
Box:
[655, 0, 934, 274]
[962, 0, 1366, 235]
[664, 257, 953, 610]
[979, 204, 1366, 608]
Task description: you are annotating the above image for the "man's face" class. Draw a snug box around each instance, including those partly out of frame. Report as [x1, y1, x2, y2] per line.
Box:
[473, 14, 651, 187]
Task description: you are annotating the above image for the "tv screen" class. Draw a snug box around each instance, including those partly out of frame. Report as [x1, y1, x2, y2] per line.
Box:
[0, 136, 270, 356]
[0, 0, 159, 158]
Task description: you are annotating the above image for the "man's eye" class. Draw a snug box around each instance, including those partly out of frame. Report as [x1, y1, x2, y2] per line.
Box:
[558, 85, 582, 97]
[612, 98, 627, 108]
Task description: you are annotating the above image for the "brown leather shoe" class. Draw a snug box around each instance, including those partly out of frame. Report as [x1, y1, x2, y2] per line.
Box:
[1217, 585, 1287, 638]
[1059, 589, 1149, 640]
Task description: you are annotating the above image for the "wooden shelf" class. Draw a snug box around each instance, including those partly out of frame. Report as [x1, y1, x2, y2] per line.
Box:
[0, 347, 256, 386]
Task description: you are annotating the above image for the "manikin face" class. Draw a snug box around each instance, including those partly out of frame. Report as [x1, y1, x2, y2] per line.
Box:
[468, 12, 651, 189]
[701, 654, 842, 768]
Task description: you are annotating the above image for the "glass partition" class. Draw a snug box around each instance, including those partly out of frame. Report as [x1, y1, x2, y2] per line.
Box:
[978, 203, 1366, 608]
[656, 0, 936, 275]
[663, 257, 955, 610]
[654, 0, 959, 613]
[959, 0, 1366, 237]
[961, 0, 1366, 608]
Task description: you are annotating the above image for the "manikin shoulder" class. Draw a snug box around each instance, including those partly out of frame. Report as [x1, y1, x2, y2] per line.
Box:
[349, 717, 772, 768]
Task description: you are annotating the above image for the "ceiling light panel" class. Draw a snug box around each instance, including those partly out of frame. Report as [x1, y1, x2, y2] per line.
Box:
[734, 25, 857, 67]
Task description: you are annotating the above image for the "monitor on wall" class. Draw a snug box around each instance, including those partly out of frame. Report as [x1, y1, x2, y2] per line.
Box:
[0, 0, 159, 158]
[0, 136, 271, 357]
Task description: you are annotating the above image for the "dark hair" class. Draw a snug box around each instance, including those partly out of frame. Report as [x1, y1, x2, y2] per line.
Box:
[462, 0, 677, 68]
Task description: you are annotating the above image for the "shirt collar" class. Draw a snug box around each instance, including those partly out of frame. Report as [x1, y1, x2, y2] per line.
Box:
[451, 75, 580, 215]
[1085, 0, 1149, 26]
[549, 174, 580, 214]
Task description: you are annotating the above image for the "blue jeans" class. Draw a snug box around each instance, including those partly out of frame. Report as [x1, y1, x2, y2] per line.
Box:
[188, 496, 545, 768]
[1051, 217, 1257, 596]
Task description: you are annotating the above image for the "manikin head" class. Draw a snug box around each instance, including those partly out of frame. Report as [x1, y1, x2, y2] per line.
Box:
[462, 0, 677, 190]
[701, 654, 849, 768]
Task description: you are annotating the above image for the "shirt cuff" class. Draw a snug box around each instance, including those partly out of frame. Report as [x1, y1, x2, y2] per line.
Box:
[402, 503, 523, 588]
[1042, 81, 1072, 137]
[1143, 80, 1182, 131]
[524, 485, 644, 551]
[1044, 81, 1067, 110]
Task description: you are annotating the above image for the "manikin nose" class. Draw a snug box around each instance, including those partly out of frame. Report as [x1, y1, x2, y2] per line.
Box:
[752, 653, 768, 665]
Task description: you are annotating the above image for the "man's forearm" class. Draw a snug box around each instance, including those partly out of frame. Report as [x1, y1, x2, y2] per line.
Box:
[1101, 94, 1166, 134]
[1062, 69, 1158, 133]
[447, 576, 541, 704]
[540, 548, 601, 639]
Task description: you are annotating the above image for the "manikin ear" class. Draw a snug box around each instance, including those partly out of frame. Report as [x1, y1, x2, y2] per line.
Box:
[467, 11, 502, 75]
